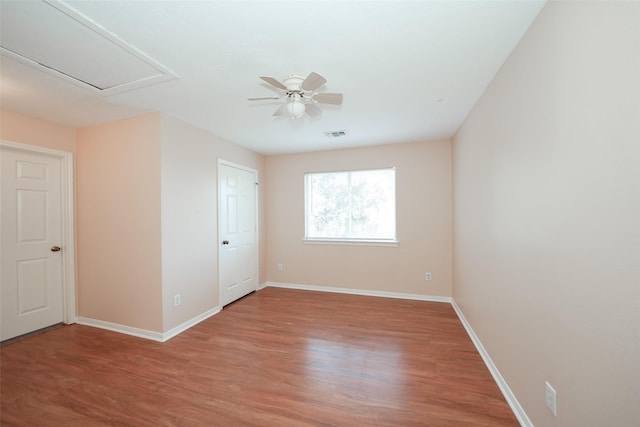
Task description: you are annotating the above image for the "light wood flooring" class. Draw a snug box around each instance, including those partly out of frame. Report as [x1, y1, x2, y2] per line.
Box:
[1, 287, 518, 426]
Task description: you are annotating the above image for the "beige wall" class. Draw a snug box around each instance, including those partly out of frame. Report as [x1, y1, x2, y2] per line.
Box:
[265, 141, 452, 296]
[77, 113, 265, 334]
[452, 1, 640, 426]
[160, 115, 265, 331]
[77, 113, 164, 332]
[4, 108, 265, 335]
[0, 109, 76, 153]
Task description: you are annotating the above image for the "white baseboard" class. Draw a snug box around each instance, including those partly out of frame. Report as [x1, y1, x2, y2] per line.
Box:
[262, 281, 452, 303]
[77, 305, 221, 343]
[76, 317, 165, 342]
[450, 299, 532, 427]
[162, 306, 221, 341]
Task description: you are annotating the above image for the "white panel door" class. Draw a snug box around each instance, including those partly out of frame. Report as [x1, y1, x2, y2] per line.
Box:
[219, 162, 258, 306]
[1, 148, 64, 341]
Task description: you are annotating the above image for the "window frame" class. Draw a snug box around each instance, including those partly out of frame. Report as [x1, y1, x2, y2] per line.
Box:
[303, 167, 398, 246]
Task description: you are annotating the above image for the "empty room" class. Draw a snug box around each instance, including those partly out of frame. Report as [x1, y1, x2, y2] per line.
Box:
[1, 1, 638, 426]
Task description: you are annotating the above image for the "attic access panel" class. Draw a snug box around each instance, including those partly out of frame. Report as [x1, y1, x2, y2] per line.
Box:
[0, 0, 178, 95]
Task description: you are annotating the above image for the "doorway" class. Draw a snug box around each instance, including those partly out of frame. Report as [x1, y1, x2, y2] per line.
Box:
[218, 160, 258, 306]
[0, 141, 76, 341]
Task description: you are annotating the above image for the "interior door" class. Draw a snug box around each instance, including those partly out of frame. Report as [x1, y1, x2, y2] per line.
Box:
[219, 161, 258, 306]
[1, 147, 64, 341]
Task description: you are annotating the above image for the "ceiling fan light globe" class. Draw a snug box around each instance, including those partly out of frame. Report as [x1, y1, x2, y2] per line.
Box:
[286, 101, 306, 119]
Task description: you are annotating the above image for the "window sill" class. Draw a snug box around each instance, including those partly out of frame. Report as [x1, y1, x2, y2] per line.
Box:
[303, 238, 399, 247]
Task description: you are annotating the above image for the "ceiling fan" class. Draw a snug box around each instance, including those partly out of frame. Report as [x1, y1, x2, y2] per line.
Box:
[248, 72, 343, 119]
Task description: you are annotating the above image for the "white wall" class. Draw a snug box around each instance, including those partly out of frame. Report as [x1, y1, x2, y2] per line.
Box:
[160, 115, 265, 332]
[452, 1, 640, 425]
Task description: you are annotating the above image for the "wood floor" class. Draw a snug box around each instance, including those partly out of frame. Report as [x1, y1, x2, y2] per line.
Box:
[1, 287, 518, 426]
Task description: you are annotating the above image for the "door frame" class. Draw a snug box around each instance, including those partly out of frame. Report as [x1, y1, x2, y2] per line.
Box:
[1, 140, 77, 325]
[217, 159, 259, 307]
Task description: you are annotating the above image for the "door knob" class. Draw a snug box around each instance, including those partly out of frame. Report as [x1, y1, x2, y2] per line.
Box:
[222, 240, 229, 245]
[51, 246, 61, 252]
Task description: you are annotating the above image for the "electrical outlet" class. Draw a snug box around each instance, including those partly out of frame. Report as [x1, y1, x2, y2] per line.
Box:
[277, 263, 283, 271]
[425, 272, 432, 281]
[545, 381, 557, 416]
[173, 294, 181, 307]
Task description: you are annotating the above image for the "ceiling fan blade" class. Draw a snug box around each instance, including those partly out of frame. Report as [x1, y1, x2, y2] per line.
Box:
[301, 72, 327, 91]
[260, 76, 288, 91]
[273, 104, 287, 116]
[248, 96, 281, 101]
[312, 93, 343, 105]
[305, 103, 322, 118]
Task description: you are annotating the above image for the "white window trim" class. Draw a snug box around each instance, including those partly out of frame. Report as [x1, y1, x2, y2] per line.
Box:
[303, 237, 399, 247]
[304, 167, 397, 244]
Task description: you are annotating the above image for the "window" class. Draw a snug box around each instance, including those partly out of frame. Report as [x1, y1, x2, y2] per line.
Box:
[304, 168, 396, 244]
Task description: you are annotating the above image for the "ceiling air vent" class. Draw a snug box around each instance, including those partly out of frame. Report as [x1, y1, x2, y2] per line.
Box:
[324, 130, 347, 138]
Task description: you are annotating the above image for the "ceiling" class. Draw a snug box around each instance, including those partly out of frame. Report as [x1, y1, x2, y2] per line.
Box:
[0, 0, 546, 155]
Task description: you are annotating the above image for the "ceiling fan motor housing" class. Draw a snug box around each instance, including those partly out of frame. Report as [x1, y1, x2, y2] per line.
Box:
[283, 75, 305, 91]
